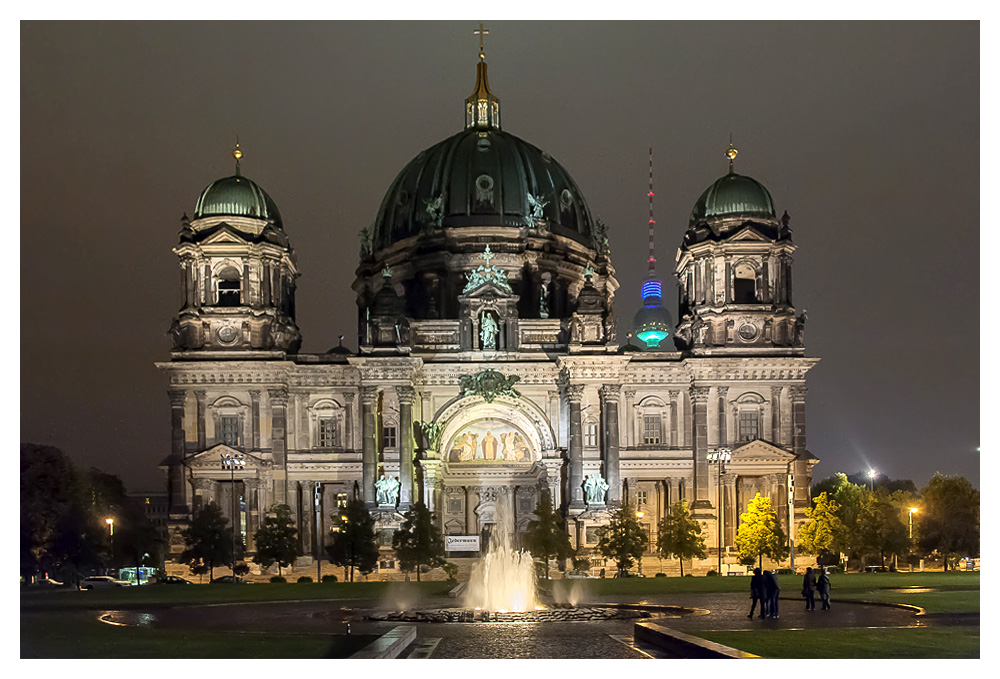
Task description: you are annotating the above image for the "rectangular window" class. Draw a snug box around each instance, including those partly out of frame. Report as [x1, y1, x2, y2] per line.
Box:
[220, 416, 240, 447]
[635, 490, 648, 507]
[318, 417, 338, 448]
[739, 411, 760, 442]
[585, 423, 598, 447]
[383, 425, 397, 448]
[643, 415, 662, 445]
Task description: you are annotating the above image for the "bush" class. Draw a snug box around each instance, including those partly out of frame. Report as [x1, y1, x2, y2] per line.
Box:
[706, 569, 719, 577]
[297, 576, 313, 583]
[322, 574, 338, 583]
[684, 574, 693, 578]
[654, 572, 666, 578]
[269, 576, 287, 583]
[442, 562, 458, 584]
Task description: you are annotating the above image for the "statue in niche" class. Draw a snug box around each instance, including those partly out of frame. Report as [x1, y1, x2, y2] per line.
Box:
[480, 312, 499, 350]
[375, 474, 401, 506]
[539, 281, 550, 319]
[358, 225, 373, 258]
[584, 473, 610, 505]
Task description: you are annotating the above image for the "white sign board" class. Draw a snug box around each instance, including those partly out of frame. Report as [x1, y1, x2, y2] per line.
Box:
[446, 535, 481, 552]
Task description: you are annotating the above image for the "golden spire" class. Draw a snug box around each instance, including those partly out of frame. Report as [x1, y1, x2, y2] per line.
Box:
[726, 134, 738, 172]
[233, 136, 243, 176]
[474, 23, 489, 61]
[465, 23, 501, 130]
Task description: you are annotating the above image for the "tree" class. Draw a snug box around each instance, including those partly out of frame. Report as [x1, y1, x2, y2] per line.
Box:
[523, 492, 574, 578]
[116, 502, 165, 583]
[179, 502, 233, 581]
[595, 502, 648, 575]
[918, 473, 979, 570]
[797, 492, 845, 557]
[656, 500, 707, 576]
[20, 443, 87, 578]
[253, 504, 301, 577]
[392, 501, 446, 582]
[821, 472, 868, 565]
[735, 493, 788, 569]
[327, 498, 378, 582]
[856, 491, 909, 568]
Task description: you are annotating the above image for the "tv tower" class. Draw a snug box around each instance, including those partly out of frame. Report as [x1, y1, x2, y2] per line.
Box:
[632, 148, 673, 349]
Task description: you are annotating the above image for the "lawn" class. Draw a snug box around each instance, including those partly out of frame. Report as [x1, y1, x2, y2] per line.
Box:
[698, 627, 979, 659]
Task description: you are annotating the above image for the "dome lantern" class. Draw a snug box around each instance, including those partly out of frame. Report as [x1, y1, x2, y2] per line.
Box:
[465, 23, 501, 130]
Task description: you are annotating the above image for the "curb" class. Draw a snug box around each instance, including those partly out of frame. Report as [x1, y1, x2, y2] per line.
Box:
[634, 621, 759, 658]
[349, 625, 417, 659]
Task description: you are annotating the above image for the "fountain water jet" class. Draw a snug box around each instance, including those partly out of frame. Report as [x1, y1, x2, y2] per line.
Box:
[463, 493, 538, 612]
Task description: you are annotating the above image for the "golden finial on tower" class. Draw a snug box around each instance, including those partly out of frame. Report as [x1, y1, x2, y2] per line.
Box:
[233, 136, 242, 176]
[474, 23, 489, 61]
[726, 134, 738, 171]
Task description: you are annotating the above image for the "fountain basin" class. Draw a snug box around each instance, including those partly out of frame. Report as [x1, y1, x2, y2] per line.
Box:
[367, 606, 651, 623]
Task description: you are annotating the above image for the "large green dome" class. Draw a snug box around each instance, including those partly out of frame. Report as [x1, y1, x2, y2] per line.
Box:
[370, 127, 597, 253]
[194, 174, 283, 227]
[689, 170, 774, 226]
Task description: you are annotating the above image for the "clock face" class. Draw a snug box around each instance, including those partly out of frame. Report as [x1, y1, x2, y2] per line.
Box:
[738, 323, 759, 342]
[217, 325, 239, 344]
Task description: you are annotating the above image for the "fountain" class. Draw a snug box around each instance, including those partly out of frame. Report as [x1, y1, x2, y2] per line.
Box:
[463, 498, 537, 613]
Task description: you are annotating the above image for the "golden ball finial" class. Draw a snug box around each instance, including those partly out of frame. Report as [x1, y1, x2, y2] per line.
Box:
[725, 143, 738, 162]
[233, 145, 243, 161]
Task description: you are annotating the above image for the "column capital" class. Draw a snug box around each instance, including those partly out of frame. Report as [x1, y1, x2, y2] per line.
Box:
[168, 389, 187, 408]
[599, 384, 621, 403]
[770, 385, 782, 399]
[194, 389, 207, 402]
[788, 384, 807, 401]
[359, 385, 379, 404]
[717, 385, 730, 399]
[249, 389, 261, 402]
[396, 385, 416, 405]
[343, 391, 356, 404]
[690, 386, 711, 403]
[267, 389, 288, 407]
[623, 388, 636, 401]
[564, 384, 585, 403]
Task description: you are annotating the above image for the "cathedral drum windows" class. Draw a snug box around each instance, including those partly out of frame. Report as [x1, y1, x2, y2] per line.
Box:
[733, 262, 758, 304]
[214, 265, 242, 307]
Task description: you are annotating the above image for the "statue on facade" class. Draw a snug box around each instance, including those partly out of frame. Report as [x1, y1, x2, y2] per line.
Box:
[539, 281, 550, 319]
[480, 312, 499, 350]
[584, 473, 610, 505]
[525, 192, 549, 229]
[375, 474, 401, 506]
[359, 225, 373, 259]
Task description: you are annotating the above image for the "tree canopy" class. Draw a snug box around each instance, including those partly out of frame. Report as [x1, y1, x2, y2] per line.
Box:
[253, 504, 301, 577]
[917, 473, 979, 569]
[797, 491, 845, 556]
[856, 490, 909, 567]
[735, 493, 788, 568]
[523, 492, 574, 578]
[327, 498, 379, 582]
[392, 501, 446, 582]
[655, 500, 706, 576]
[595, 502, 648, 575]
[179, 502, 233, 581]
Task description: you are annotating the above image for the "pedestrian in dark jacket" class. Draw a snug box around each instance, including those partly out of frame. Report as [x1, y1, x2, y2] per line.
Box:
[816, 568, 831, 610]
[802, 567, 817, 610]
[748, 567, 766, 619]
[762, 569, 780, 618]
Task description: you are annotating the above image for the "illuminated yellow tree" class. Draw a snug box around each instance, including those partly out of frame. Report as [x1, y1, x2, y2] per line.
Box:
[735, 493, 788, 569]
[797, 492, 845, 556]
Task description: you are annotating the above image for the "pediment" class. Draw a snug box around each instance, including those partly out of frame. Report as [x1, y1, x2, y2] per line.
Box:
[200, 224, 251, 245]
[726, 225, 770, 242]
[730, 439, 795, 463]
[462, 280, 515, 299]
[186, 444, 268, 470]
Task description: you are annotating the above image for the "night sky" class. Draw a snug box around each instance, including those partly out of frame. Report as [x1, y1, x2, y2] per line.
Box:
[20, 21, 980, 492]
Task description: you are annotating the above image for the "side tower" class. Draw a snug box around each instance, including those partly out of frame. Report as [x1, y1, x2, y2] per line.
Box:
[674, 142, 803, 355]
[168, 144, 301, 356]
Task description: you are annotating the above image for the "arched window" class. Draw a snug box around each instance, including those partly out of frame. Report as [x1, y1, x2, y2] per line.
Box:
[216, 266, 242, 306]
[733, 262, 757, 304]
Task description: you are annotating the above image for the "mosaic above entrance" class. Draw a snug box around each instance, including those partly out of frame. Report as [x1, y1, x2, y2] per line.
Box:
[446, 418, 534, 464]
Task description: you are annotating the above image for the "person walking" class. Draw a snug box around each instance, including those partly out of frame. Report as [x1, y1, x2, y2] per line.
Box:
[763, 568, 780, 618]
[816, 568, 832, 610]
[802, 567, 817, 611]
[748, 567, 767, 619]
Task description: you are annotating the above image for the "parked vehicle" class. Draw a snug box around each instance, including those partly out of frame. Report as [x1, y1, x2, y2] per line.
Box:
[563, 570, 596, 579]
[210, 575, 252, 584]
[154, 575, 192, 585]
[864, 565, 889, 573]
[24, 577, 64, 589]
[80, 575, 132, 589]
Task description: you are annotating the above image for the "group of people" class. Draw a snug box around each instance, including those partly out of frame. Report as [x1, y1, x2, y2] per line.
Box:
[749, 566, 832, 619]
[802, 566, 832, 611]
[748, 568, 781, 619]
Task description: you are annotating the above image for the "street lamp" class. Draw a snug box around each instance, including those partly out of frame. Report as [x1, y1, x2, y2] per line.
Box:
[868, 469, 877, 492]
[908, 507, 918, 539]
[221, 453, 246, 579]
[105, 518, 115, 573]
[707, 448, 732, 574]
[635, 509, 645, 576]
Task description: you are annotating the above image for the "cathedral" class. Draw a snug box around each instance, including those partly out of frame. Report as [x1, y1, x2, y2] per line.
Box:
[157, 39, 818, 575]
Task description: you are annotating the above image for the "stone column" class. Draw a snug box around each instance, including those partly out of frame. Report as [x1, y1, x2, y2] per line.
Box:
[360, 386, 379, 508]
[623, 389, 636, 449]
[723, 473, 739, 548]
[421, 460, 444, 514]
[565, 384, 586, 509]
[724, 259, 732, 304]
[244, 478, 259, 552]
[789, 385, 809, 508]
[397, 386, 415, 510]
[168, 389, 189, 512]
[600, 384, 621, 505]
[203, 263, 212, 305]
[343, 392, 355, 450]
[770, 386, 783, 447]
[690, 386, 712, 510]
[194, 390, 207, 449]
[250, 390, 261, 449]
[268, 389, 289, 504]
[465, 487, 477, 534]
[717, 386, 729, 447]
[668, 390, 680, 448]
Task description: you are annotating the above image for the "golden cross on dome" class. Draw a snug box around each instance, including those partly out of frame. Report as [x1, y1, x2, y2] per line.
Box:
[480, 245, 496, 267]
[474, 23, 489, 60]
[233, 135, 242, 175]
[726, 133, 738, 170]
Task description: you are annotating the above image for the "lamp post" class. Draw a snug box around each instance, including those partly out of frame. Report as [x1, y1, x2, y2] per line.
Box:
[868, 469, 877, 492]
[221, 453, 246, 579]
[105, 518, 115, 574]
[908, 507, 918, 539]
[635, 509, 645, 576]
[707, 448, 732, 574]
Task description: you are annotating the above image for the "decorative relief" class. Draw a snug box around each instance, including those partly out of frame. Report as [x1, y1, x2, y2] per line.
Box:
[459, 368, 522, 403]
[462, 246, 513, 294]
[525, 193, 549, 229]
